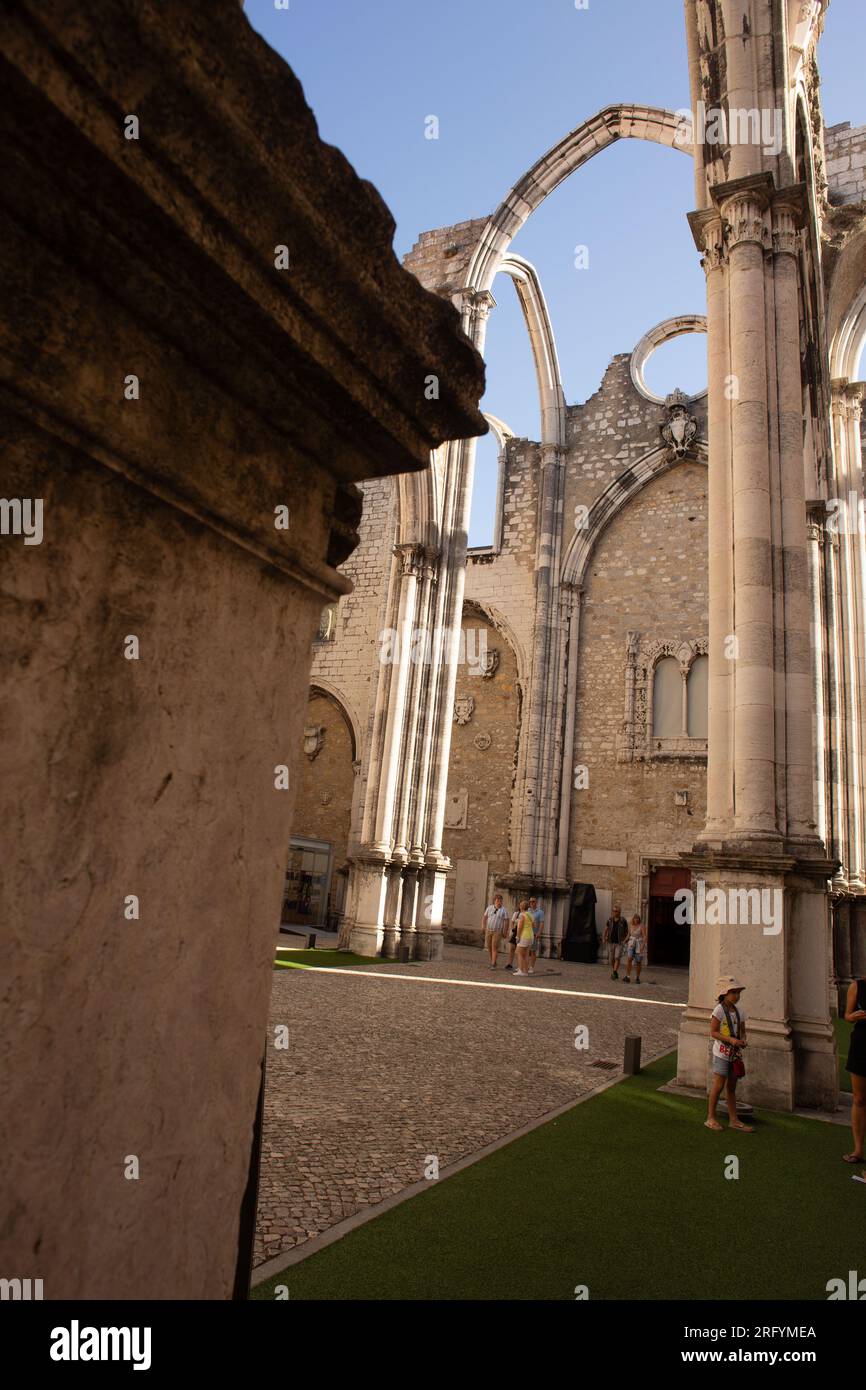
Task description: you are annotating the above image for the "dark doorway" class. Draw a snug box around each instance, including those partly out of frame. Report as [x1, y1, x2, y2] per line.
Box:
[648, 866, 691, 966]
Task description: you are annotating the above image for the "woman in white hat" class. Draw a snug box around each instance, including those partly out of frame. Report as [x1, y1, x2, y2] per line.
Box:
[705, 977, 754, 1132]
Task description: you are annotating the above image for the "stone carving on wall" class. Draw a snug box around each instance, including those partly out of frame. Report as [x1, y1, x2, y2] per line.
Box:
[479, 648, 500, 679]
[660, 390, 697, 458]
[618, 633, 708, 763]
[453, 694, 475, 725]
[303, 724, 326, 761]
[473, 732, 492, 751]
[444, 787, 468, 828]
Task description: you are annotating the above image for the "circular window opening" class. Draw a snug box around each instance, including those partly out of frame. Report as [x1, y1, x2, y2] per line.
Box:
[643, 333, 707, 400]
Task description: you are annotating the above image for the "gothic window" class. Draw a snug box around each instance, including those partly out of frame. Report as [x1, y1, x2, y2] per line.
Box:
[619, 633, 708, 763]
[686, 654, 708, 738]
[652, 657, 682, 738]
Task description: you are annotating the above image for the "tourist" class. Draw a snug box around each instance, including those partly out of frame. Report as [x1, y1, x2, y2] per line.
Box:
[705, 977, 754, 1132]
[504, 904, 521, 971]
[603, 903, 628, 979]
[843, 977, 866, 1163]
[512, 899, 535, 979]
[528, 895, 545, 973]
[482, 892, 509, 968]
[622, 914, 646, 984]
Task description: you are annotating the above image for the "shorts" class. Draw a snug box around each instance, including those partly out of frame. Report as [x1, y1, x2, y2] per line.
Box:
[531, 930, 541, 952]
[607, 943, 623, 962]
[627, 945, 643, 962]
[712, 1052, 736, 1078]
[484, 926, 501, 947]
[517, 935, 533, 949]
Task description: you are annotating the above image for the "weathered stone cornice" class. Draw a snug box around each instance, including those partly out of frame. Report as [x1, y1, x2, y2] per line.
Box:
[0, 0, 486, 596]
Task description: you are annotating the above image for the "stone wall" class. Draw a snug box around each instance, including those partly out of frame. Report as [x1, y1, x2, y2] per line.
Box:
[441, 610, 521, 939]
[290, 691, 356, 882]
[825, 121, 866, 206]
[570, 459, 709, 916]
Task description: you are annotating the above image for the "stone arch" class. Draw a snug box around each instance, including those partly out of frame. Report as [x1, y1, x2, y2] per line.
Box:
[498, 254, 567, 447]
[829, 240, 866, 380]
[629, 314, 708, 405]
[466, 105, 690, 295]
[309, 680, 361, 763]
[561, 439, 709, 589]
[461, 597, 528, 689]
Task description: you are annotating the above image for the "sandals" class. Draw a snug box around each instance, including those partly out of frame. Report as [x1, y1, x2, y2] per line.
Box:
[703, 1119, 723, 1131]
[729, 1122, 754, 1132]
[842, 1152, 864, 1164]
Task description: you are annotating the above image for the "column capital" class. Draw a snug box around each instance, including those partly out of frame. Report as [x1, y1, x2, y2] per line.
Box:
[687, 208, 726, 273]
[456, 287, 496, 334]
[393, 541, 426, 578]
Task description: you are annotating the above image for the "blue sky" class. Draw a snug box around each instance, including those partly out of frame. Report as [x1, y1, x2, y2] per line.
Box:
[246, 0, 865, 542]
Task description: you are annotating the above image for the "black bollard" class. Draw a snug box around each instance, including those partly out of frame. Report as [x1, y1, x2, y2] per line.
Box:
[623, 1035, 642, 1075]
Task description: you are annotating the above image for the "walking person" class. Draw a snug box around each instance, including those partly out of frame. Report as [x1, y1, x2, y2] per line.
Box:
[482, 892, 509, 968]
[622, 914, 646, 984]
[705, 977, 754, 1133]
[603, 903, 628, 979]
[512, 900, 535, 979]
[843, 977, 866, 1163]
[528, 895, 545, 973]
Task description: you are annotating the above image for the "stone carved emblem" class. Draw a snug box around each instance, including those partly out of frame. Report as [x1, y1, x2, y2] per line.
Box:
[660, 390, 697, 458]
[453, 695, 475, 726]
[303, 724, 325, 761]
[443, 787, 468, 829]
[473, 732, 492, 752]
[479, 647, 500, 679]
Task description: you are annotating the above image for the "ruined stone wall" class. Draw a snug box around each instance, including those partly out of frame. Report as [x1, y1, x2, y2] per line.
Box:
[441, 611, 521, 939]
[464, 438, 540, 672]
[310, 475, 396, 767]
[570, 460, 709, 915]
[290, 691, 356, 878]
[825, 121, 866, 206]
[563, 354, 708, 518]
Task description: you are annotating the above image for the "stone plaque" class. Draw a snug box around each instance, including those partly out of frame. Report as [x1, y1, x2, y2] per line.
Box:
[453, 859, 489, 931]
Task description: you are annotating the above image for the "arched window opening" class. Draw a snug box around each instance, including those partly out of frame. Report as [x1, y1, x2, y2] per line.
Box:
[687, 654, 709, 738]
[468, 432, 502, 549]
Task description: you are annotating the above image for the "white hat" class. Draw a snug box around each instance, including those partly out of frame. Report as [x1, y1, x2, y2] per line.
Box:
[716, 975, 746, 998]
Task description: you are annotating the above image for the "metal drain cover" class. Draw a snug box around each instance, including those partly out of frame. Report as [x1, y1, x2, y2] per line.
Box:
[589, 1060, 619, 1070]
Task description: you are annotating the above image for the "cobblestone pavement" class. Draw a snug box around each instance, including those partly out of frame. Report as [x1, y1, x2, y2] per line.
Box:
[254, 945, 687, 1268]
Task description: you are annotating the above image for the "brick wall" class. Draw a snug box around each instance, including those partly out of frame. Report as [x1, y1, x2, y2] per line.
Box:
[825, 121, 866, 206]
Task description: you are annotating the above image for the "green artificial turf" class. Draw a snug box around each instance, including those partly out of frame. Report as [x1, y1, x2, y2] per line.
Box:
[274, 949, 396, 970]
[252, 1051, 864, 1301]
[835, 1015, 853, 1093]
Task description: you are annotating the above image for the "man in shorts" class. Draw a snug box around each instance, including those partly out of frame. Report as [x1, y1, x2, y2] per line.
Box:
[481, 892, 509, 968]
[603, 903, 628, 979]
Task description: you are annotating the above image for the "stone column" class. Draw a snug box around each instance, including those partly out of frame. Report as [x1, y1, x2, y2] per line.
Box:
[677, 176, 837, 1110]
[721, 181, 778, 844]
[689, 211, 734, 844]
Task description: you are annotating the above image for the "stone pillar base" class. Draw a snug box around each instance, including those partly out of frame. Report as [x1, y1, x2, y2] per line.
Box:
[348, 923, 384, 957]
[414, 928, 443, 961]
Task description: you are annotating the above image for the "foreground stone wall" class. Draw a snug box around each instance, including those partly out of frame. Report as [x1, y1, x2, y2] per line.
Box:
[0, 0, 484, 1297]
